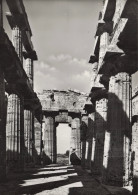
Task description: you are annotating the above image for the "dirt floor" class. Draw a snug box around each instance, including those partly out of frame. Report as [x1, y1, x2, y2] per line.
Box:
[0, 164, 132, 195]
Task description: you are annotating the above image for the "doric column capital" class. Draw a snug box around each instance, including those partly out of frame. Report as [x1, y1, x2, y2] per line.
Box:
[23, 50, 37, 61]
[89, 87, 108, 104]
[95, 21, 113, 36]
[100, 54, 138, 76]
[132, 115, 138, 126]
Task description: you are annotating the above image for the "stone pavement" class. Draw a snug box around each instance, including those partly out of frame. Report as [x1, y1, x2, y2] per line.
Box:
[0, 164, 132, 195]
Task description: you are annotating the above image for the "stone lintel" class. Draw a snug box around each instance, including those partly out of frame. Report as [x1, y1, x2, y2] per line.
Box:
[68, 112, 81, 119]
[55, 110, 69, 123]
[43, 111, 58, 118]
[95, 21, 113, 36]
[89, 87, 108, 103]
[6, 0, 32, 36]
[23, 50, 38, 61]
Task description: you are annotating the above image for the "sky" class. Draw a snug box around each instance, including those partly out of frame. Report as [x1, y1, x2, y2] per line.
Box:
[3, 0, 102, 93]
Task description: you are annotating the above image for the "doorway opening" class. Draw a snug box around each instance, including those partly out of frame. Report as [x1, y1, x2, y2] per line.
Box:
[56, 123, 71, 164]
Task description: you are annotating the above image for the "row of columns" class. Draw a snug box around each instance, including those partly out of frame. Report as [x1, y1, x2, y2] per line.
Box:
[0, 11, 39, 178]
[6, 26, 25, 171]
[82, 72, 132, 187]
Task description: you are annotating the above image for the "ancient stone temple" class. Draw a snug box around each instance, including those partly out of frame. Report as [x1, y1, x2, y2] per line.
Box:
[89, 0, 138, 193]
[0, 0, 42, 181]
[0, 0, 138, 194]
[37, 89, 93, 165]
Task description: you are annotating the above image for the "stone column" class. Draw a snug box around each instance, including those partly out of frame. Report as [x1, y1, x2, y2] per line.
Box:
[103, 73, 131, 186]
[24, 58, 33, 88]
[86, 113, 95, 170]
[34, 118, 42, 164]
[19, 97, 25, 171]
[6, 26, 24, 170]
[80, 115, 88, 168]
[0, 67, 7, 181]
[92, 97, 107, 175]
[43, 115, 56, 164]
[24, 110, 32, 162]
[91, 113, 96, 172]
[70, 117, 81, 160]
[24, 57, 34, 163]
[132, 115, 138, 195]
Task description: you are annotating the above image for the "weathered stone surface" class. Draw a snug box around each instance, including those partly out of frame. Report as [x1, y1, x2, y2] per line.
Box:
[80, 115, 88, 168]
[132, 87, 138, 195]
[6, 26, 23, 170]
[92, 98, 108, 175]
[24, 58, 33, 88]
[43, 116, 56, 164]
[38, 90, 89, 113]
[103, 73, 131, 186]
[70, 117, 81, 159]
[0, 67, 7, 181]
[91, 0, 138, 76]
[24, 110, 32, 162]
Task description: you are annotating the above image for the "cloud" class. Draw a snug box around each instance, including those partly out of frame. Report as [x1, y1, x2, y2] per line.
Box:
[34, 54, 91, 93]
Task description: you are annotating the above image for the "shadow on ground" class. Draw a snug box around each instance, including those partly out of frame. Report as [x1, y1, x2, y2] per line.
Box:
[0, 164, 132, 195]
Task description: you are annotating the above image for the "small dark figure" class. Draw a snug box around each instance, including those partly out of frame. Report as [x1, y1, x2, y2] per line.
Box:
[70, 149, 81, 165]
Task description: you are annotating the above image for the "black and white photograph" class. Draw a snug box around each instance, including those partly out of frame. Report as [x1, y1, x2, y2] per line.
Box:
[0, 0, 138, 194]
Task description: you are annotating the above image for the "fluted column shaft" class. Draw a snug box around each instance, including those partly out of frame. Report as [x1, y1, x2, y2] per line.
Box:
[6, 26, 24, 170]
[43, 116, 56, 164]
[24, 57, 34, 163]
[70, 118, 81, 158]
[86, 113, 95, 170]
[0, 67, 7, 181]
[80, 115, 88, 168]
[132, 116, 138, 195]
[103, 73, 131, 186]
[24, 58, 33, 88]
[24, 110, 33, 162]
[92, 98, 107, 175]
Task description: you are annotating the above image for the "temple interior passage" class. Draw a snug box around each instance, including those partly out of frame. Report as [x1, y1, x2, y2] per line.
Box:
[0, 0, 138, 194]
